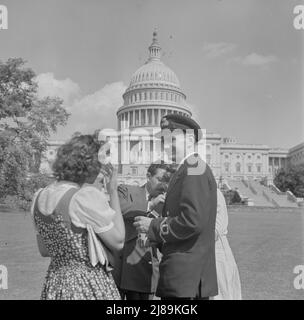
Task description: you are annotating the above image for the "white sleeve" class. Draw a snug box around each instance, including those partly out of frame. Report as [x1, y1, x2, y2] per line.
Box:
[30, 188, 43, 233]
[70, 185, 116, 233]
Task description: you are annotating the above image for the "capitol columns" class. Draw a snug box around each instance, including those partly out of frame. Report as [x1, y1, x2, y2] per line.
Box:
[120, 123, 130, 165]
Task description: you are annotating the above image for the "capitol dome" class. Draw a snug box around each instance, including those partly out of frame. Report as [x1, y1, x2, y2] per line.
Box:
[129, 60, 181, 89]
[117, 31, 191, 130]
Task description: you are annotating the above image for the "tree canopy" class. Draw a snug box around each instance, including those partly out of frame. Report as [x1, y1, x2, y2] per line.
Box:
[274, 164, 304, 198]
[0, 58, 69, 209]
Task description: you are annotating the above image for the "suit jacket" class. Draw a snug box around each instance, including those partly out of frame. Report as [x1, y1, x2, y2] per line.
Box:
[148, 154, 218, 298]
[112, 184, 160, 294]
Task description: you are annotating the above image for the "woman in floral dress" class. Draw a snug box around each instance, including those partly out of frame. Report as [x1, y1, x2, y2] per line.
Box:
[31, 134, 125, 300]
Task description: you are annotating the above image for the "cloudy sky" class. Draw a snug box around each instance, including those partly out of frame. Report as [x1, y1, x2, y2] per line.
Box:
[0, 0, 303, 148]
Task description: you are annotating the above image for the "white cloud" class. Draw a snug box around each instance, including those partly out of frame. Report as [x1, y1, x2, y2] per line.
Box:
[36, 73, 127, 139]
[232, 53, 278, 67]
[202, 42, 237, 59]
[35, 73, 81, 106]
[70, 82, 126, 133]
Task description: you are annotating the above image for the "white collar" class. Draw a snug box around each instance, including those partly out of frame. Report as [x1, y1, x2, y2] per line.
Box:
[176, 152, 198, 170]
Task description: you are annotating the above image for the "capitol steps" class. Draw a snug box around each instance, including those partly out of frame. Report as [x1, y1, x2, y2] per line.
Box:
[226, 179, 298, 208]
[227, 179, 271, 206]
[249, 180, 298, 208]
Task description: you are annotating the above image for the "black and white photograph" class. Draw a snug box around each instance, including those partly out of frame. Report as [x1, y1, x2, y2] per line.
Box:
[0, 0, 303, 303]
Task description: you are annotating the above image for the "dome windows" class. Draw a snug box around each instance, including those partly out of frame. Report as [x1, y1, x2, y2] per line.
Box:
[125, 90, 185, 103]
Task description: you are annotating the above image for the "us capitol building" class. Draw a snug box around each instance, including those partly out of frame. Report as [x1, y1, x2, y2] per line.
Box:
[43, 32, 304, 189]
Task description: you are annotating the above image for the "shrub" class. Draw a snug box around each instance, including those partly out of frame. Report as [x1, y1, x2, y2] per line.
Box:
[223, 189, 242, 205]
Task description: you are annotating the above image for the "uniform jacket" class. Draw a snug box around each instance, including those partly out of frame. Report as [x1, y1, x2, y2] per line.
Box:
[148, 155, 218, 298]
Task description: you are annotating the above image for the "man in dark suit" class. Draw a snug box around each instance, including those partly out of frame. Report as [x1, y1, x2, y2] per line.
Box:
[134, 114, 218, 299]
[113, 163, 170, 300]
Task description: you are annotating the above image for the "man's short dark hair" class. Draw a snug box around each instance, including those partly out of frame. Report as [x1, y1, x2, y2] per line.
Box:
[147, 163, 169, 177]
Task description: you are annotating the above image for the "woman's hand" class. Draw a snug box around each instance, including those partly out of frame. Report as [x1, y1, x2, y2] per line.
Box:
[105, 164, 118, 193]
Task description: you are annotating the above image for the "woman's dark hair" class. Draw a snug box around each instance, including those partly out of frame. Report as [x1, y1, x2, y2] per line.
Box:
[52, 134, 102, 184]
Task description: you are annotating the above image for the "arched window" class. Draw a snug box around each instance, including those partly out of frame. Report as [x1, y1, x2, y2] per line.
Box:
[236, 162, 241, 173]
[256, 164, 262, 173]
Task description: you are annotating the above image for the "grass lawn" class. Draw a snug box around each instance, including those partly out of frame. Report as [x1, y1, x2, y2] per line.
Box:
[0, 207, 303, 300]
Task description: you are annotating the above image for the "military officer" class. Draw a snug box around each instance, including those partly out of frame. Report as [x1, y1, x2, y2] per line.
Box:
[134, 114, 218, 300]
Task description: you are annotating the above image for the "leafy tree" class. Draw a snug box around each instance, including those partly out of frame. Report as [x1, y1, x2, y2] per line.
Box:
[0, 58, 69, 209]
[274, 164, 304, 198]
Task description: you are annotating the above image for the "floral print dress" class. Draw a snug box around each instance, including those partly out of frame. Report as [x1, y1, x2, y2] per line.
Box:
[33, 187, 121, 300]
